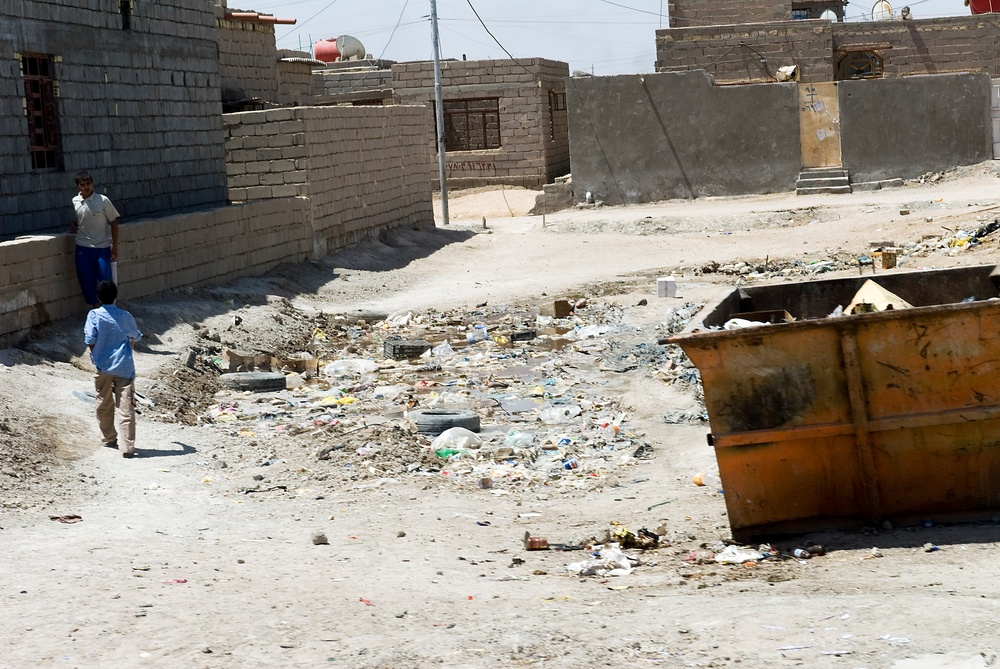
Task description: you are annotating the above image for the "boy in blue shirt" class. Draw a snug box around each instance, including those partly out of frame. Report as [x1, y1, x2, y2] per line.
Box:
[84, 281, 142, 458]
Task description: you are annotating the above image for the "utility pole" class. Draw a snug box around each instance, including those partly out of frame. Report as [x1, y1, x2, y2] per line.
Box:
[430, 0, 449, 226]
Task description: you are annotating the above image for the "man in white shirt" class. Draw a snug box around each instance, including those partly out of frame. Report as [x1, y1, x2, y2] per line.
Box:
[70, 171, 120, 308]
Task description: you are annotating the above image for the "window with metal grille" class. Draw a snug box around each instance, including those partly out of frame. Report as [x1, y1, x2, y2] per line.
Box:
[441, 98, 500, 152]
[22, 54, 62, 170]
[549, 91, 567, 140]
[835, 51, 884, 80]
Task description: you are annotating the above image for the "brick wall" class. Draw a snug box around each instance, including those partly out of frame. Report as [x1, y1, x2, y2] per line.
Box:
[0, 198, 310, 345]
[216, 10, 279, 103]
[223, 105, 435, 254]
[992, 79, 1000, 159]
[832, 16, 1000, 78]
[392, 58, 571, 189]
[1, 0, 227, 237]
[668, 0, 789, 27]
[656, 20, 833, 83]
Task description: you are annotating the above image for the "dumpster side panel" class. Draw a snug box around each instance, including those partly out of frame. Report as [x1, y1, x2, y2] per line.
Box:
[873, 424, 1000, 520]
[684, 327, 852, 434]
[856, 306, 1000, 420]
[717, 436, 868, 535]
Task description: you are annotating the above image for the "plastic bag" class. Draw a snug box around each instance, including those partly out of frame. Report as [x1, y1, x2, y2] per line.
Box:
[431, 427, 483, 451]
[323, 359, 378, 377]
[539, 405, 582, 424]
[714, 545, 764, 564]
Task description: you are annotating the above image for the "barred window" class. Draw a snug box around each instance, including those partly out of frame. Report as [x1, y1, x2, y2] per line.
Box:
[440, 98, 500, 152]
[22, 54, 62, 170]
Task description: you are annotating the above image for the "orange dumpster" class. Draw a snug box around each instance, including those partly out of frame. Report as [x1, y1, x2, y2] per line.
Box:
[670, 264, 1000, 541]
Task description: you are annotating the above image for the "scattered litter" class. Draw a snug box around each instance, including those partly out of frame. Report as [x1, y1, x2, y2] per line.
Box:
[49, 515, 83, 524]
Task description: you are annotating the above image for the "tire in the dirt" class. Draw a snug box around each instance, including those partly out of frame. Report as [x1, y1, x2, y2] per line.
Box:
[410, 409, 481, 435]
[218, 371, 286, 392]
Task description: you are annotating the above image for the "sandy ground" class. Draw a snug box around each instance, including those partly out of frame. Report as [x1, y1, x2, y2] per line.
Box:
[4, 163, 1000, 669]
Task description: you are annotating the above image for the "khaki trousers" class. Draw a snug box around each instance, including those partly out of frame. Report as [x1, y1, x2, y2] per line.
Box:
[94, 373, 136, 455]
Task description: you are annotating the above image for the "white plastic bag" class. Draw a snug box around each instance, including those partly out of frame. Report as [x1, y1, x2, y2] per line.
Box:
[431, 427, 483, 451]
[322, 358, 378, 377]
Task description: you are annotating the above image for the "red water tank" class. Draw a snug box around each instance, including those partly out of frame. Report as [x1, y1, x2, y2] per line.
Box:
[970, 0, 1000, 13]
[314, 39, 341, 63]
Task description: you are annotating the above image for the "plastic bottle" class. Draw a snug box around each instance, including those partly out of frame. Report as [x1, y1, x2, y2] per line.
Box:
[466, 325, 488, 344]
[598, 421, 620, 441]
[692, 472, 721, 488]
[793, 548, 811, 560]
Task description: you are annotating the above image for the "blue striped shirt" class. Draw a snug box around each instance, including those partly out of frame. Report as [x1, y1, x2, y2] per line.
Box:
[84, 304, 142, 379]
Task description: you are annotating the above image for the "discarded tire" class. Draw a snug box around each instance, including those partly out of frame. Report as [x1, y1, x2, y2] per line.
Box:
[218, 371, 286, 392]
[410, 409, 481, 435]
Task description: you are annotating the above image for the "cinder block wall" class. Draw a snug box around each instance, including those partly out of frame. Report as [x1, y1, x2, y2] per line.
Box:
[0, 0, 227, 236]
[317, 69, 393, 95]
[277, 60, 319, 106]
[392, 58, 571, 189]
[656, 15, 1000, 83]
[0, 198, 310, 345]
[655, 21, 834, 83]
[216, 11, 279, 103]
[993, 79, 1000, 159]
[223, 105, 435, 255]
[667, 0, 789, 27]
[832, 16, 1000, 78]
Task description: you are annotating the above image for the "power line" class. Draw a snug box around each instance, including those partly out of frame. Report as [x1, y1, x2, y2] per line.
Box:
[463, 0, 535, 74]
[596, 0, 663, 17]
[278, 0, 344, 40]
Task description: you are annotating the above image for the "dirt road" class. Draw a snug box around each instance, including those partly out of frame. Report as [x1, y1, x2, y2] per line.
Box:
[2, 163, 1000, 669]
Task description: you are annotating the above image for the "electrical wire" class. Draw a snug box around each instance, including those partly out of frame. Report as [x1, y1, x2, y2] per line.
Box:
[463, 0, 535, 74]
[339, 0, 412, 94]
[277, 0, 344, 40]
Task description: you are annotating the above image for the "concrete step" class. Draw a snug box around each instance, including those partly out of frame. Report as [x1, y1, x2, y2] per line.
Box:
[796, 185, 854, 195]
[796, 167, 852, 195]
[796, 176, 850, 189]
[799, 167, 848, 179]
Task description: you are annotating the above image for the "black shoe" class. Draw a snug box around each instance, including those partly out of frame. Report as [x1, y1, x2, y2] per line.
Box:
[105, 441, 118, 449]
[122, 452, 135, 459]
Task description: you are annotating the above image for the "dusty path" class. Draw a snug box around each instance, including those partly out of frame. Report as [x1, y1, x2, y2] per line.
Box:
[2, 163, 1000, 669]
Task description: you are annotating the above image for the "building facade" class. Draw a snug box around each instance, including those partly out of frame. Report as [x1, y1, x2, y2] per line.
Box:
[1, 0, 228, 237]
[319, 58, 572, 190]
[658, 0, 1000, 84]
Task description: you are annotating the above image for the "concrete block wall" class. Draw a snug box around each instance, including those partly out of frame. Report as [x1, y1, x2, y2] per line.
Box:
[223, 105, 435, 253]
[317, 69, 393, 95]
[668, 0, 789, 27]
[277, 60, 319, 106]
[392, 58, 571, 189]
[993, 79, 1000, 159]
[840, 73, 992, 182]
[216, 14, 280, 102]
[832, 16, 1000, 79]
[568, 71, 801, 204]
[656, 20, 834, 83]
[300, 106, 435, 251]
[0, 198, 310, 345]
[1, 0, 227, 237]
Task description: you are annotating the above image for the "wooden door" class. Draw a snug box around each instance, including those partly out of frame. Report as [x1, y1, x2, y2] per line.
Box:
[799, 82, 842, 168]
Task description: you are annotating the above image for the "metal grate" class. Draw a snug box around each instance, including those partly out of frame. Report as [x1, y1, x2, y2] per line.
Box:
[440, 98, 500, 152]
[22, 54, 61, 170]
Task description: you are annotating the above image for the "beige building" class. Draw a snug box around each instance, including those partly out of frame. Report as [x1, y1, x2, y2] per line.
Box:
[318, 58, 572, 190]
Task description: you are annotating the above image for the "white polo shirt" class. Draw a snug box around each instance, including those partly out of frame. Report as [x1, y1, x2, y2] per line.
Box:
[73, 193, 120, 249]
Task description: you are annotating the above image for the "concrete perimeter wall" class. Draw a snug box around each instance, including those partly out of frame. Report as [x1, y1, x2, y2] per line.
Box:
[0, 199, 310, 345]
[840, 73, 993, 183]
[223, 105, 434, 257]
[567, 71, 800, 204]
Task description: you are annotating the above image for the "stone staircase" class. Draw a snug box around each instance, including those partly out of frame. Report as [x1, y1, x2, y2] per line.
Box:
[796, 167, 852, 195]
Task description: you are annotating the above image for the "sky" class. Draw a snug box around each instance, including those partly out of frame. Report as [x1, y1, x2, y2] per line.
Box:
[245, 0, 974, 76]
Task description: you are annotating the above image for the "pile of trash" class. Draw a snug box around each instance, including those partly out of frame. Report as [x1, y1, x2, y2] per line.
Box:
[193, 298, 703, 488]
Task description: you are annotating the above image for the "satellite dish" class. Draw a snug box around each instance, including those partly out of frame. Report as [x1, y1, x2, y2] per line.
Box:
[336, 35, 366, 61]
[820, 9, 838, 21]
[871, 0, 893, 20]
